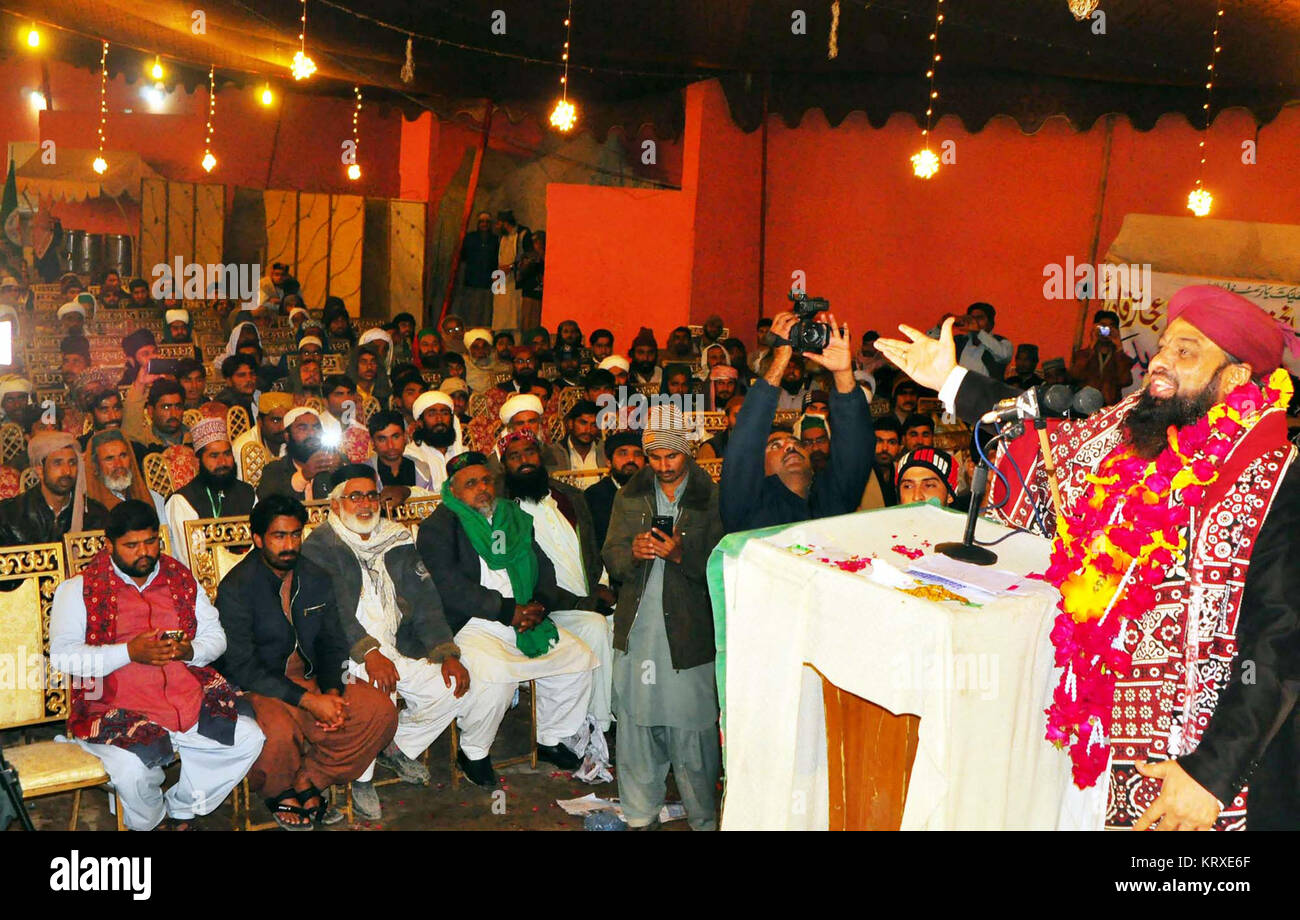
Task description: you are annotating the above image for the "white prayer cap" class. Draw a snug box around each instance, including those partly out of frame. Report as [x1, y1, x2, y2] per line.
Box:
[297, 335, 324, 350]
[58, 301, 86, 319]
[283, 406, 321, 429]
[464, 328, 493, 348]
[0, 275, 19, 288]
[598, 355, 630, 373]
[165, 308, 190, 325]
[288, 306, 309, 321]
[499, 393, 544, 424]
[413, 390, 453, 420]
[439, 377, 469, 396]
[0, 377, 34, 396]
[359, 328, 392, 347]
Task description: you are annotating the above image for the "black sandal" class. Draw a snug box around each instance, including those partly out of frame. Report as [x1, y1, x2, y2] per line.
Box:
[297, 784, 329, 825]
[264, 788, 315, 831]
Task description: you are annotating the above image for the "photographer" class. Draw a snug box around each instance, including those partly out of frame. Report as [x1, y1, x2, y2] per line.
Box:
[1069, 309, 1134, 407]
[720, 309, 873, 532]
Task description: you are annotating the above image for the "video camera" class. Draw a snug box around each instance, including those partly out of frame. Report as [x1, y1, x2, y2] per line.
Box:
[785, 290, 832, 354]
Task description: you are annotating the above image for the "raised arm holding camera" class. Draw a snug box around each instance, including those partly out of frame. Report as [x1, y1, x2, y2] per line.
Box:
[719, 299, 874, 532]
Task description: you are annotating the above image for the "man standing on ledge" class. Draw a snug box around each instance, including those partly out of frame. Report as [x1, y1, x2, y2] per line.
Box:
[877, 285, 1300, 831]
[720, 310, 873, 532]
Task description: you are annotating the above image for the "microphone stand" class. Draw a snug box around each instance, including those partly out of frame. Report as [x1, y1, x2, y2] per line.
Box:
[935, 444, 999, 566]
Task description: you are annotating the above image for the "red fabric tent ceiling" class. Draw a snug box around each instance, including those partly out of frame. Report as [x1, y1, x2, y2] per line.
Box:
[3, 0, 1298, 137]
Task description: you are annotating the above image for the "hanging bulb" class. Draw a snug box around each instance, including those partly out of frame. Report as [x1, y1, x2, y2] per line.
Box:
[346, 163, 361, 181]
[26, 26, 41, 48]
[151, 56, 164, 81]
[260, 84, 274, 106]
[911, 148, 940, 179]
[1187, 187, 1213, 217]
[549, 98, 577, 132]
[202, 152, 216, 173]
[92, 156, 107, 175]
[291, 51, 316, 81]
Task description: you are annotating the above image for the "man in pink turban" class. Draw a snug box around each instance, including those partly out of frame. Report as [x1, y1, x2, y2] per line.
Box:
[877, 284, 1299, 832]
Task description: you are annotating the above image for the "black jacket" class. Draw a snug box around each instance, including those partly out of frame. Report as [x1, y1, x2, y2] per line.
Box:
[416, 503, 571, 634]
[299, 522, 460, 664]
[174, 476, 256, 520]
[602, 461, 724, 670]
[584, 475, 619, 552]
[720, 377, 874, 533]
[213, 552, 349, 705]
[0, 487, 108, 546]
[256, 457, 333, 502]
[953, 369, 1300, 830]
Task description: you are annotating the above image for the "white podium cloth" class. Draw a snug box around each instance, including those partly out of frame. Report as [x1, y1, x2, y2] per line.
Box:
[718, 503, 1099, 830]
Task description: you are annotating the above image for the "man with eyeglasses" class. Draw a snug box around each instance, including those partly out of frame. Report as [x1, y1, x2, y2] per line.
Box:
[300, 465, 478, 820]
[719, 309, 874, 532]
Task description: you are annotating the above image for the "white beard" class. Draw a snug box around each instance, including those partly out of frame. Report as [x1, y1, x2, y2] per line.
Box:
[340, 508, 378, 535]
[103, 471, 134, 493]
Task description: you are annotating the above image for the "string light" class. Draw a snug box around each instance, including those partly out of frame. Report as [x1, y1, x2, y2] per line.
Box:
[347, 85, 362, 180]
[911, 0, 945, 178]
[292, 0, 317, 80]
[93, 40, 108, 175]
[1187, 5, 1224, 217]
[202, 65, 217, 172]
[151, 55, 164, 81]
[261, 83, 274, 106]
[26, 25, 40, 48]
[549, 1, 577, 132]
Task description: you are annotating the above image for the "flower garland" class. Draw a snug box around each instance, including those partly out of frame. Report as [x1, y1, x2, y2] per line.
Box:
[1044, 368, 1293, 787]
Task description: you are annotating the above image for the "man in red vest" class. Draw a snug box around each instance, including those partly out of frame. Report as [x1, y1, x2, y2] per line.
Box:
[50, 499, 264, 830]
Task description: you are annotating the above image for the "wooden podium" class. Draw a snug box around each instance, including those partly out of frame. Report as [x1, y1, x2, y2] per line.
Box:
[820, 671, 920, 830]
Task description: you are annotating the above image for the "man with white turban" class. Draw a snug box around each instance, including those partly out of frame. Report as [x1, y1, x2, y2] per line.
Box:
[463, 327, 507, 393]
[0, 376, 34, 423]
[404, 391, 466, 492]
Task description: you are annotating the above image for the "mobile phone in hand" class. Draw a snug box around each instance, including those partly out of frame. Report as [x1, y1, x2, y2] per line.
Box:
[159, 629, 186, 642]
[650, 515, 674, 541]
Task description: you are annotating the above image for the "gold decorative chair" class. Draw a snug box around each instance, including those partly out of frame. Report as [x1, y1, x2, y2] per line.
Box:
[182, 408, 202, 430]
[552, 467, 607, 490]
[870, 397, 892, 418]
[546, 414, 565, 443]
[154, 343, 194, 361]
[687, 411, 728, 433]
[240, 441, 271, 487]
[19, 466, 40, 492]
[64, 528, 172, 576]
[227, 405, 252, 439]
[492, 371, 513, 386]
[558, 386, 584, 416]
[773, 409, 799, 427]
[697, 458, 723, 483]
[321, 354, 345, 375]
[635, 383, 658, 399]
[359, 395, 381, 426]
[0, 422, 26, 466]
[467, 392, 490, 419]
[0, 542, 125, 830]
[420, 369, 442, 388]
[142, 452, 175, 498]
[918, 396, 943, 417]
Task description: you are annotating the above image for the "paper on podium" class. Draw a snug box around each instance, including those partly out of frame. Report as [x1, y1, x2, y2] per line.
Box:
[906, 553, 1053, 603]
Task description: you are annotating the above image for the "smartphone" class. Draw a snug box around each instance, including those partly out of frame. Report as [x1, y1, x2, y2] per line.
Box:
[148, 358, 181, 377]
[159, 629, 186, 642]
[650, 515, 675, 541]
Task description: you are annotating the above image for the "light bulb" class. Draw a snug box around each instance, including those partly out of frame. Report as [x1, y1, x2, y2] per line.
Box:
[29, 90, 46, 112]
[202, 152, 216, 172]
[549, 98, 577, 132]
[26, 27, 40, 48]
[151, 57, 164, 81]
[911, 148, 940, 179]
[346, 163, 361, 181]
[261, 85, 273, 106]
[92, 156, 107, 175]
[1187, 187, 1213, 217]
[291, 51, 316, 81]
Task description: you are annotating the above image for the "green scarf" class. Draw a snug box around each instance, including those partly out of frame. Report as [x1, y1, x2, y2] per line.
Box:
[439, 481, 557, 657]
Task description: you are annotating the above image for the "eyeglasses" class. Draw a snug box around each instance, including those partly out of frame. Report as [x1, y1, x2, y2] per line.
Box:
[343, 491, 380, 504]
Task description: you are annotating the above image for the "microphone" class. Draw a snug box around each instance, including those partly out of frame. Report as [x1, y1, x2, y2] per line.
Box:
[979, 386, 1040, 425]
[1042, 384, 1074, 417]
[1072, 386, 1104, 417]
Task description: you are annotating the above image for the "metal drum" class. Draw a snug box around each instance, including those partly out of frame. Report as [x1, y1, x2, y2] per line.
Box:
[61, 229, 81, 272]
[72, 231, 104, 275]
[103, 234, 133, 277]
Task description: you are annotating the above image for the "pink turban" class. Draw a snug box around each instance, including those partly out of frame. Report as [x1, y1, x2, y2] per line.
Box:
[1167, 285, 1299, 378]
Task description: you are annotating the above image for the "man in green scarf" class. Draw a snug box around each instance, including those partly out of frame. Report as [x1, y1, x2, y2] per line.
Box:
[417, 452, 598, 788]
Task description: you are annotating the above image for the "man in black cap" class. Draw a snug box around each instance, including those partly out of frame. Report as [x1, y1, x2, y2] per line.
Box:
[895, 446, 959, 508]
[553, 343, 585, 389]
[952, 302, 1014, 380]
[119, 328, 157, 386]
[60, 336, 92, 391]
[584, 430, 645, 552]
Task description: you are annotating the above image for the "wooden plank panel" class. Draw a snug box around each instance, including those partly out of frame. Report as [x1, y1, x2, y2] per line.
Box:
[296, 193, 331, 308]
[193, 183, 225, 268]
[165, 181, 195, 268]
[388, 199, 425, 322]
[263, 189, 298, 296]
[138, 177, 168, 282]
[328, 194, 364, 310]
[821, 673, 920, 831]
